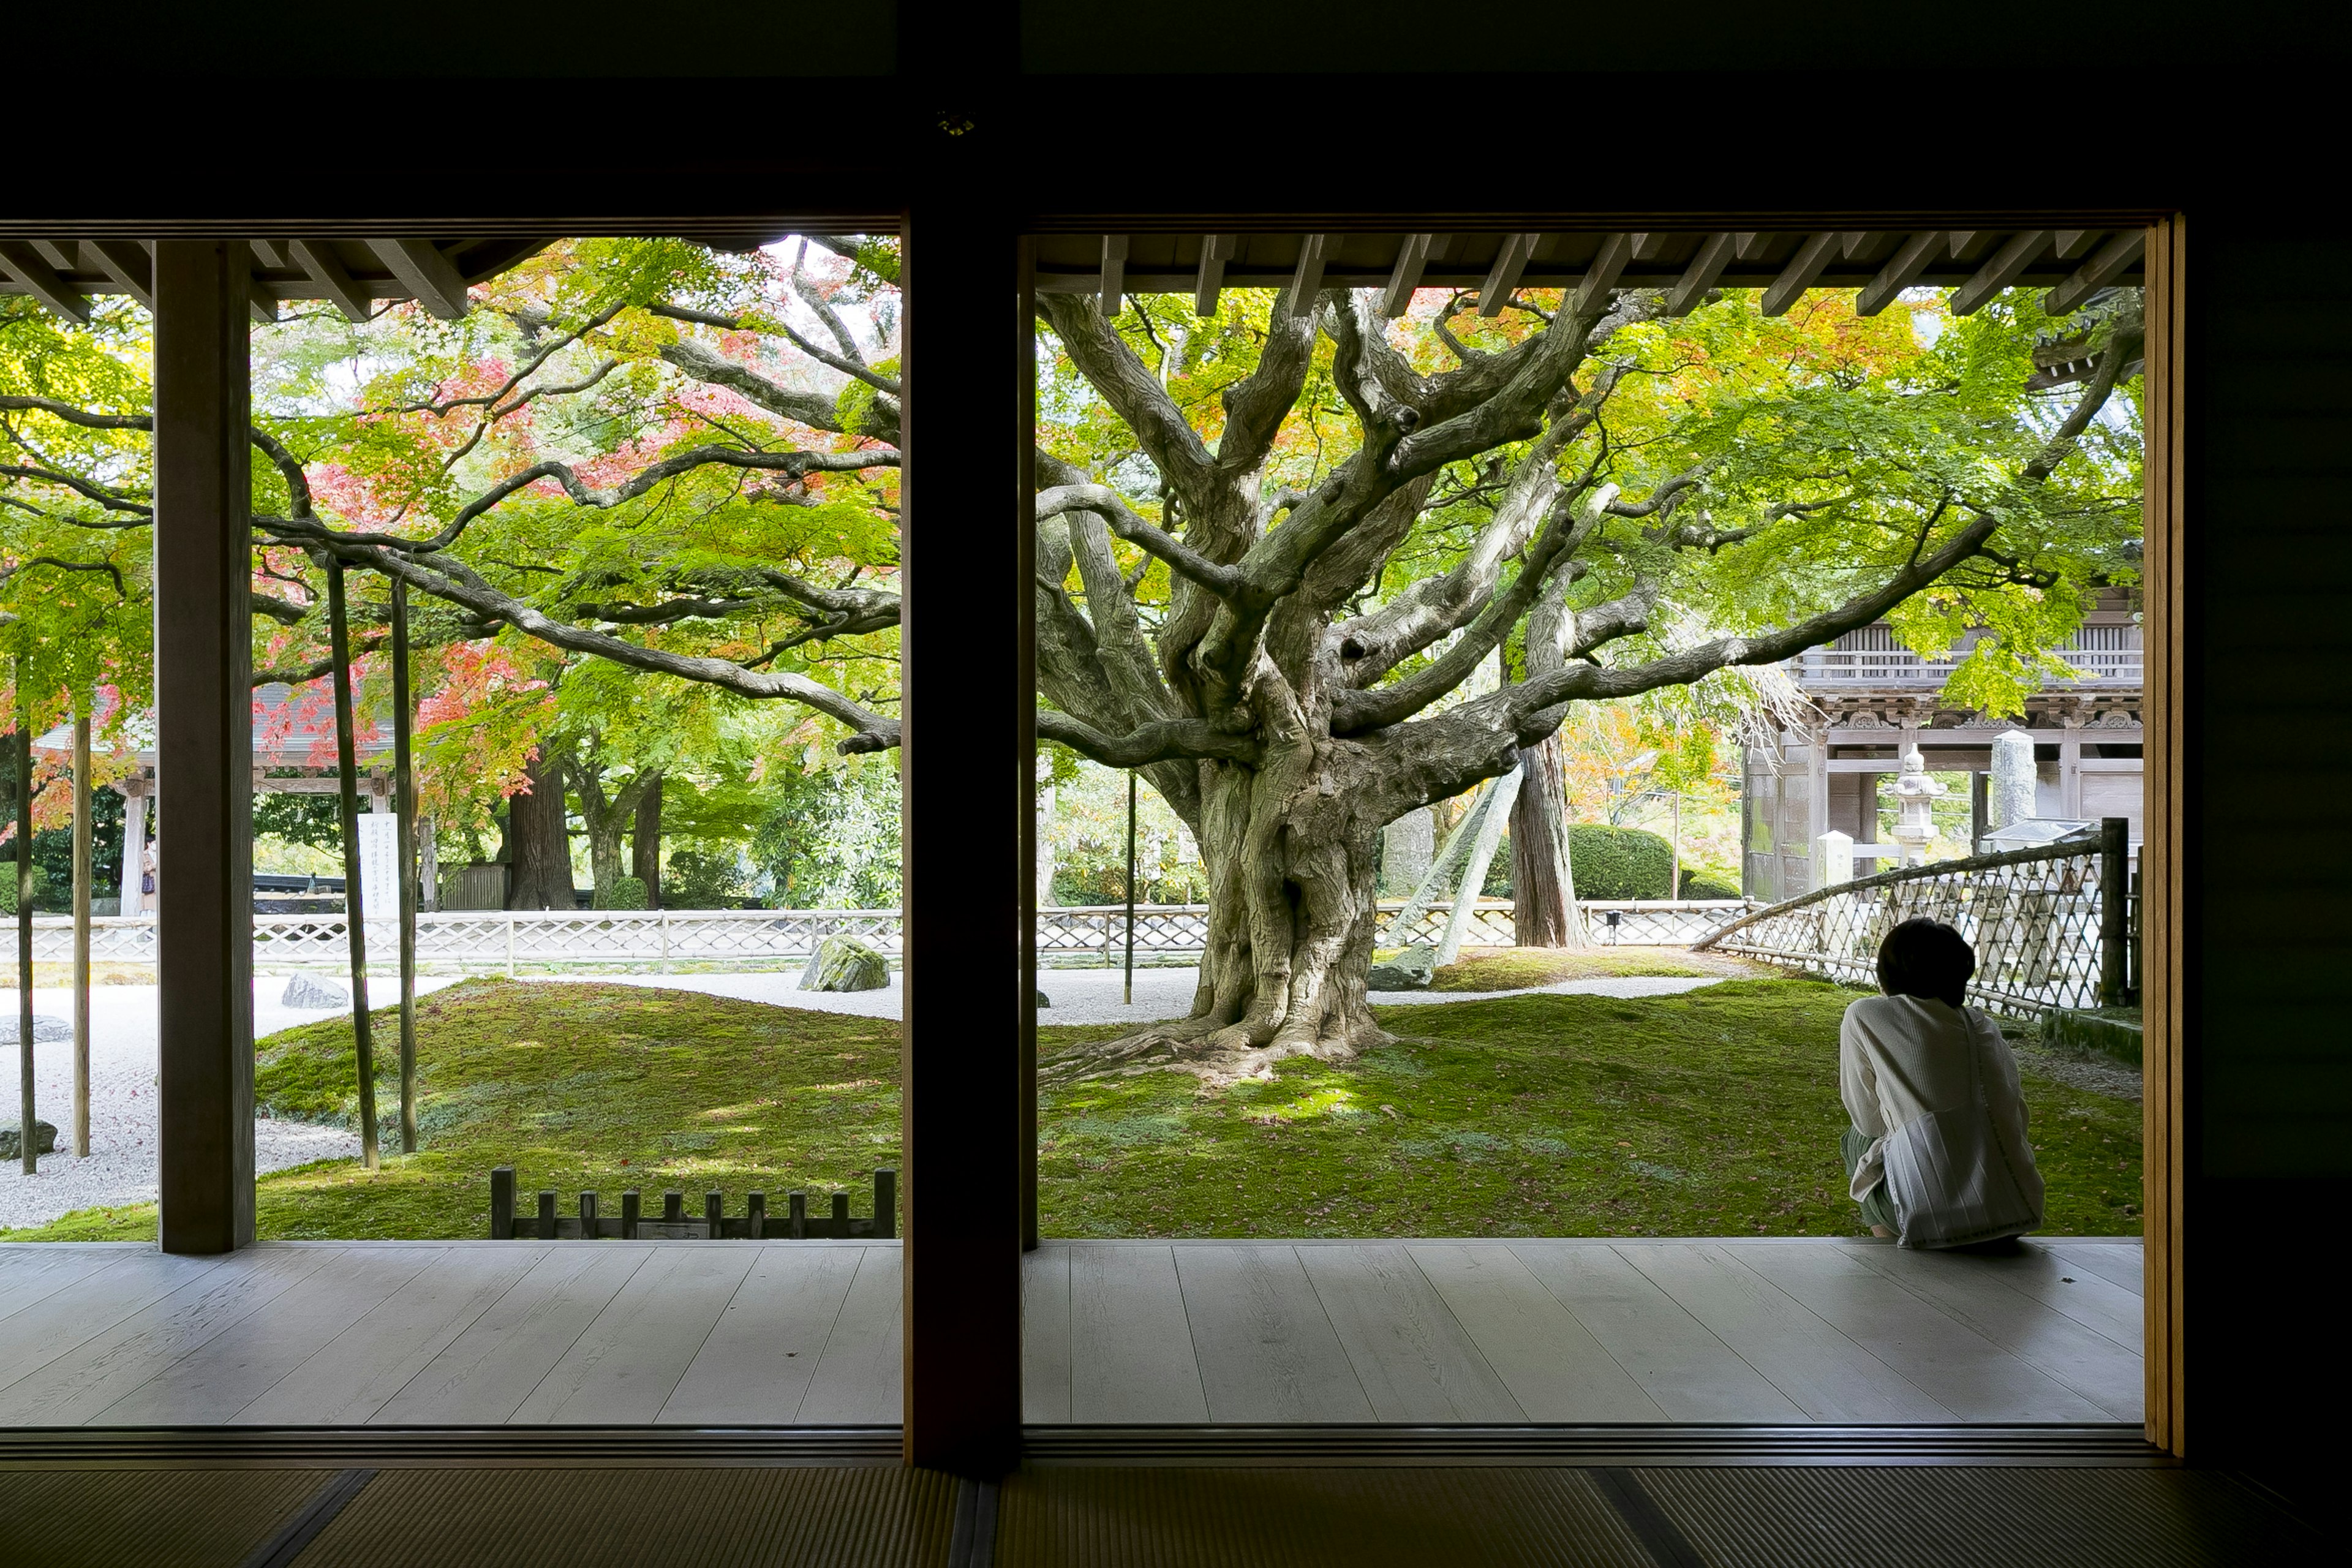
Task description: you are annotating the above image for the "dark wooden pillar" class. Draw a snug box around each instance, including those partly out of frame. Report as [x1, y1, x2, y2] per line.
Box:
[898, 178, 1026, 1471]
[152, 240, 255, 1254]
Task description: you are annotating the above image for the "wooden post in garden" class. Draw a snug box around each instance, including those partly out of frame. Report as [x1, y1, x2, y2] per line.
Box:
[2098, 815, 2130, 1008]
[72, 701, 91, 1156]
[390, 578, 418, 1154]
[325, 561, 379, 1169]
[14, 674, 33, 1177]
[1123, 770, 1136, 1005]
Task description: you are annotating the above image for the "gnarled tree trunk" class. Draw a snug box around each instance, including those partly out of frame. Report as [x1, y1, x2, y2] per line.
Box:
[632, 770, 663, 907]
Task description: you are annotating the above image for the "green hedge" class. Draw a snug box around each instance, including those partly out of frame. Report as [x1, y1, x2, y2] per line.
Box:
[1566, 825, 1676, 900]
[1679, 869, 1741, 900]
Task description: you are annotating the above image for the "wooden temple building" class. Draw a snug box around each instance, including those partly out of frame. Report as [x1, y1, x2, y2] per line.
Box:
[1744, 590, 2144, 901]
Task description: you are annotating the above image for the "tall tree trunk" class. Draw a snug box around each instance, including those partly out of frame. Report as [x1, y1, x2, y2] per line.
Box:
[632, 771, 663, 908]
[508, 748, 575, 910]
[1509, 733, 1588, 949]
[565, 752, 655, 908]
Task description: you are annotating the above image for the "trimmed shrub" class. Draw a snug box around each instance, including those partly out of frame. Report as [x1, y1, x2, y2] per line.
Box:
[600, 875, 650, 911]
[1566, 825, 1676, 900]
[1679, 868, 1742, 900]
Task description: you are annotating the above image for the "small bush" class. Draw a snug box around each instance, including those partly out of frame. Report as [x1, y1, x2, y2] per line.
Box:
[665, 850, 747, 909]
[600, 875, 649, 911]
[0, 867, 44, 916]
[1566, 825, 1675, 899]
[1679, 868, 1742, 900]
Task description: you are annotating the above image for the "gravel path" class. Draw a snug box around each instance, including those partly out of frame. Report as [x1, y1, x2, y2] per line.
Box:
[2, 965, 1724, 1231]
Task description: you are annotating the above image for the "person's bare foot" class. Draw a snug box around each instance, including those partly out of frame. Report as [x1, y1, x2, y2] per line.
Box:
[1871, 1225, 1896, 1238]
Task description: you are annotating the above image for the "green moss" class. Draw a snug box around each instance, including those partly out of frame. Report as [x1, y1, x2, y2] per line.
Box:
[2, 976, 2141, 1244]
[1431, 948, 1727, 991]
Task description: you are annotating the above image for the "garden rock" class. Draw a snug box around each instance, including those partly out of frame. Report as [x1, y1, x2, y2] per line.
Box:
[0, 1016, 72, 1045]
[1036, 990, 1051, 1008]
[801, 935, 890, 993]
[282, 974, 351, 1009]
[1367, 945, 1436, 990]
[0, 1118, 57, 1159]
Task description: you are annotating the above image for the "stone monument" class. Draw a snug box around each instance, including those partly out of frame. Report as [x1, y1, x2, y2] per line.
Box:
[1988, 728, 2035, 835]
[1381, 809, 1435, 897]
[1890, 748, 1949, 868]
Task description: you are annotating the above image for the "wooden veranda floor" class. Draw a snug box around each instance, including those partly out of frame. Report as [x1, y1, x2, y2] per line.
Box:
[0, 1236, 2141, 1428]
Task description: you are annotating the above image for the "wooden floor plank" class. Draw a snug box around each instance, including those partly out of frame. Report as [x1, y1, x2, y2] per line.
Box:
[0, 1252, 228, 1390]
[2037, 1242, 2146, 1297]
[1172, 1245, 1372, 1423]
[1296, 1244, 1524, 1422]
[369, 1246, 653, 1425]
[1844, 1244, 2143, 1420]
[1617, 1244, 1953, 1422]
[1021, 1245, 1071, 1424]
[89, 1247, 441, 1425]
[1408, 1243, 1666, 1422]
[1509, 1243, 1808, 1423]
[233, 1246, 548, 1426]
[1068, 1243, 1207, 1424]
[1971, 1244, 2145, 1344]
[1728, 1243, 2113, 1422]
[0, 1248, 333, 1426]
[0, 1248, 140, 1327]
[659, 1245, 865, 1425]
[511, 1246, 758, 1424]
[793, 1247, 902, 1424]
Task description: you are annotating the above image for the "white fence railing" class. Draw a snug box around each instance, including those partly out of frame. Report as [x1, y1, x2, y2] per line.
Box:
[26, 897, 1749, 975]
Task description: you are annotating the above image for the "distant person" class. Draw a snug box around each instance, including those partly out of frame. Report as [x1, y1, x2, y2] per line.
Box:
[1840, 918, 2043, 1248]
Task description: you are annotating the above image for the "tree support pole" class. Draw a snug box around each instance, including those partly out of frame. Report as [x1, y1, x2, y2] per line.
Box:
[1435, 767, 1523, 967]
[1123, 770, 1136, 1005]
[391, 580, 418, 1154]
[153, 239, 255, 1251]
[326, 562, 379, 1169]
[15, 679, 34, 1177]
[72, 701, 91, 1156]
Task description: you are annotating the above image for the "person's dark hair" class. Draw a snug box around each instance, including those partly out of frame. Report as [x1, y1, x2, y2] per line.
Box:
[1876, 918, 1975, 1008]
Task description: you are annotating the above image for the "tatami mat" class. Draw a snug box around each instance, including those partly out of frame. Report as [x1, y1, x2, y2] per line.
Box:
[0, 1468, 326, 1568]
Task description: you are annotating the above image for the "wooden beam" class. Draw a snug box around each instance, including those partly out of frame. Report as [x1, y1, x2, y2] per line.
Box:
[1283, 232, 1329, 320]
[1477, 232, 1537, 317]
[246, 239, 288, 269]
[1664, 232, 1735, 317]
[1572, 232, 1633, 313]
[1760, 232, 1839, 317]
[1193, 233, 1236, 318]
[1854, 231, 1943, 317]
[28, 239, 77, 272]
[1950, 230, 2049, 315]
[1839, 230, 1881, 259]
[80, 241, 154, 309]
[1629, 232, 1675, 265]
[1733, 232, 1776, 262]
[2053, 229, 2102, 261]
[287, 239, 371, 323]
[0, 242, 90, 323]
[366, 238, 470, 320]
[2043, 229, 2146, 317]
[151, 239, 257, 1254]
[1098, 234, 1126, 320]
[1379, 232, 1436, 318]
[247, 279, 279, 325]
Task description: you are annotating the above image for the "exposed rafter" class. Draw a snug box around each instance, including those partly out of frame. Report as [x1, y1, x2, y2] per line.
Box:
[367, 238, 472, 320]
[288, 239, 372, 323]
[1098, 234, 1127, 320]
[78, 241, 153, 310]
[1760, 233, 1839, 316]
[1664, 233, 1735, 317]
[1477, 232, 1538, 317]
[1950, 230, 2050, 315]
[1572, 232, 1633, 313]
[1194, 233, 1235, 317]
[1855, 231, 1944, 317]
[0, 242, 89, 323]
[1379, 233, 1438, 318]
[2044, 231, 2146, 317]
[1283, 233, 1329, 320]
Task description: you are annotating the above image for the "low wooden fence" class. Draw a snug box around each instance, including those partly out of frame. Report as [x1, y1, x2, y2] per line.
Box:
[26, 897, 1750, 975]
[489, 1166, 896, 1239]
[1695, 823, 2134, 1020]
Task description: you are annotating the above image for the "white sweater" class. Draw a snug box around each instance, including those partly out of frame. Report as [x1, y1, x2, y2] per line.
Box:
[1839, 993, 2040, 1215]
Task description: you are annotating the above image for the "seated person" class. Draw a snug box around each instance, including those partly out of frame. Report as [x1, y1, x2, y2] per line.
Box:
[1840, 917, 2043, 1248]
